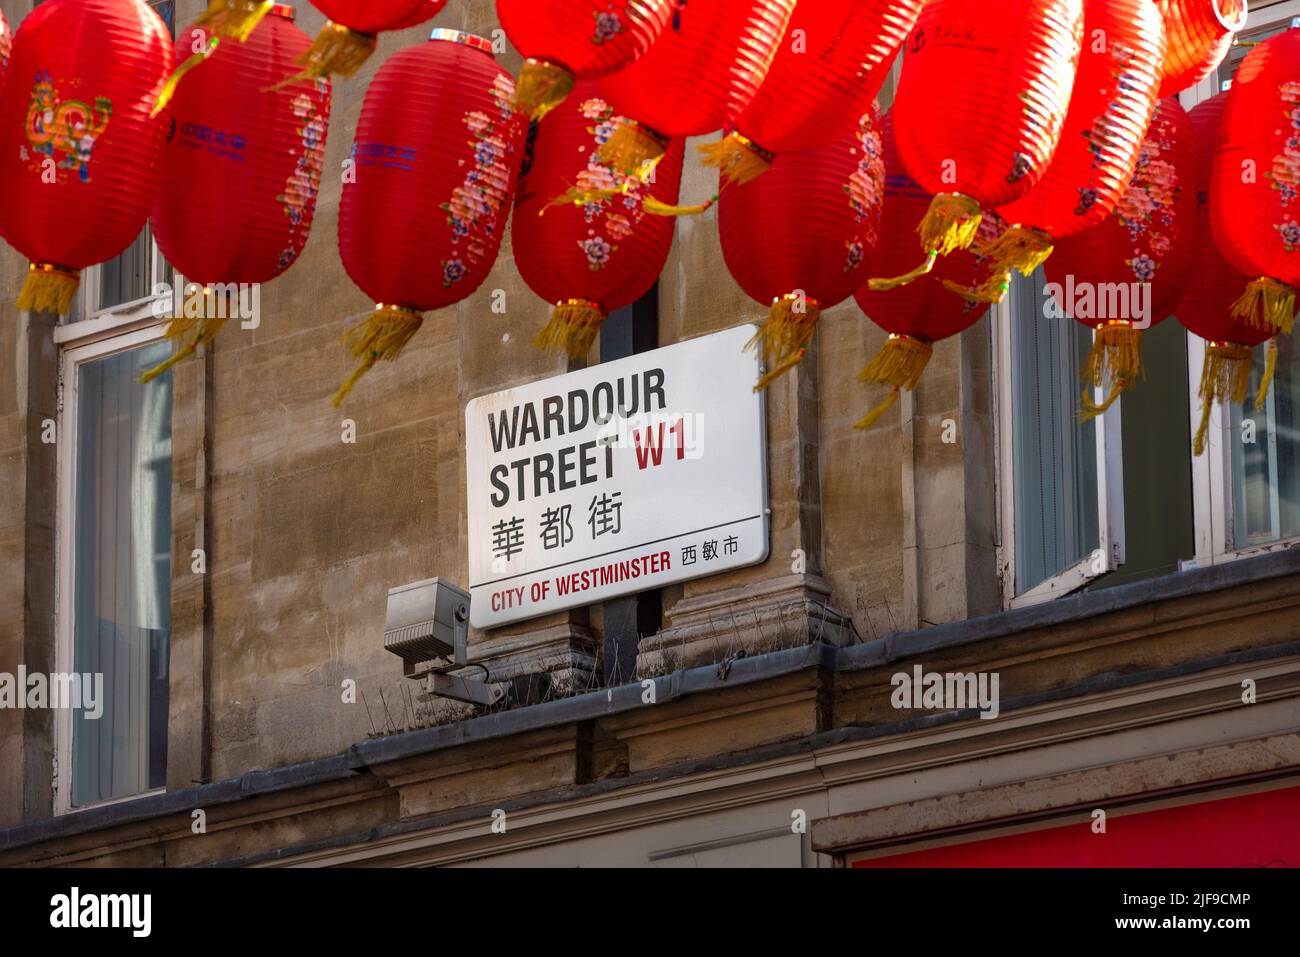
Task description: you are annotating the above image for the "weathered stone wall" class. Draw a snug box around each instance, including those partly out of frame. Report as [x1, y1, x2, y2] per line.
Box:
[0, 0, 1002, 826]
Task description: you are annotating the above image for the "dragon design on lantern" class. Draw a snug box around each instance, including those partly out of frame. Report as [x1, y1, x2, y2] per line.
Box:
[24, 72, 112, 183]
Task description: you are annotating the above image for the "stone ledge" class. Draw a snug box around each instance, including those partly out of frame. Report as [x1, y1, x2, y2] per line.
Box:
[638, 573, 858, 676]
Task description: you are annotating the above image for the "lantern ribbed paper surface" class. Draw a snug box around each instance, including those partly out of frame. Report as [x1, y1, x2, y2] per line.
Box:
[498, 0, 674, 120]
[596, 0, 796, 174]
[514, 82, 683, 358]
[1047, 97, 1197, 417]
[879, 0, 1083, 289]
[981, 0, 1165, 302]
[296, 1, 449, 81]
[853, 111, 997, 428]
[1211, 27, 1300, 336]
[142, 6, 332, 382]
[0, 0, 174, 315]
[335, 31, 526, 405]
[1155, 0, 1247, 96]
[1180, 90, 1275, 455]
[720, 103, 885, 390]
[701, 0, 923, 184]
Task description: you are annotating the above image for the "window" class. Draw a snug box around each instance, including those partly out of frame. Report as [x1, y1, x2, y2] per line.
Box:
[993, 7, 1300, 605]
[1185, 1, 1300, 564]
[1228, 338, 1300, 548]
[56, 325, 174, 811]
[996, 271, 1124, 606]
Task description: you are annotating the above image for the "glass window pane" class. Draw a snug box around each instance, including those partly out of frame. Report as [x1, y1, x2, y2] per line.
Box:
[97, 227, 152, 312]
[1230, 336, 1300, 549]
[1010, 269, 1100, 593]
[148, 0, 176, 34]
[71, 342, 173, 807]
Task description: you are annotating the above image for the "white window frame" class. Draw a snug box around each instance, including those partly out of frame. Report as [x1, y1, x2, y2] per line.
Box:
[1183, 0, 1300, 568]
[52, 315, 172, 815]
[992, 288, 1126, 610]
[71, 227, 173, 328]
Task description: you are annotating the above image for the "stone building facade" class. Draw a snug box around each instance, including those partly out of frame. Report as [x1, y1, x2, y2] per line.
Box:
[1, 0, 1298, 866]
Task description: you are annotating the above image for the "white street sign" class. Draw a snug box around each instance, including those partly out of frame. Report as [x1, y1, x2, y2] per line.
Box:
[465, 324, 769, 629]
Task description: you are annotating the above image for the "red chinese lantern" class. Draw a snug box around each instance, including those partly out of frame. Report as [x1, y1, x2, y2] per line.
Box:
[719, 103, 885, 389]
[1179, 89, 1274, 455]
[334, 30, 527, 404]
[1211, 26, 1300, 336]
[0, 0, 174, 314]
[853, 110, 999, 427]
[0, 9, 12, 99]
[875, 0, 1084, 289]
[699, 0, 923, 184]
[498, 0, 675, 121]
[853, 276, 993, 429]
[1155, 0, 1247, 96]
[140, 5, 332, 383]
[959, 0, 1166, 302]
[295, 1, 449, 81]
[513, 82, 683, 357]
[595, 0, 797, 175]
[1046, 97, 1197, 417]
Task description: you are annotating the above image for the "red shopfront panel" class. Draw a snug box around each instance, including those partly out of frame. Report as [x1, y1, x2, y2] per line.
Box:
[854, 785, 1300, 868]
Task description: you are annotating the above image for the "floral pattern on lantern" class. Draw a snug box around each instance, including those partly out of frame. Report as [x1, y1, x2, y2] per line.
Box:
[515, 81, 683, 358]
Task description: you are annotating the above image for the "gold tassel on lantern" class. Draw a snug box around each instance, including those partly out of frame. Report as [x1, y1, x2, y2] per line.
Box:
[1079, 320, 1144, 420]
[195, 0, 276, 41]
[1192, 341, 1253, 456]
[534, 299, 606, 358]
[514, 59, 576, 122]
[268, 21, 377, 90]
[1256, 337, 1280, 412]
[153, 0, 277, 116]
[855, 334, 934, 430]
[546, 186, 715, 218]
[332, 305, 424, 406]
[1231, 277, 1296, 335]
[17, 263, 79, 315]
[152, 38, 220, 116]
[748, 293, 822, 391]
[867, 193, 984, 291]
[642, 193, 716, 217]
[597, 122, 669, 178]
[942, 225, 1054, 304]
[698, 133, 774, 186]
[139, 287, 228, 383]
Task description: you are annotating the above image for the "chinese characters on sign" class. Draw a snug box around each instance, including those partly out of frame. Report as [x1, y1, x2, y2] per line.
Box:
[465, 325, 769, 628]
